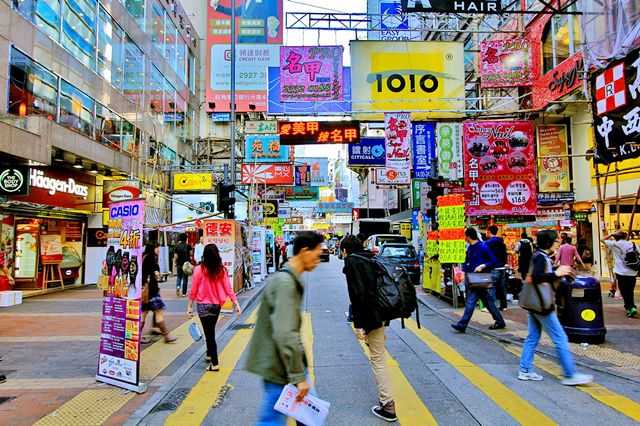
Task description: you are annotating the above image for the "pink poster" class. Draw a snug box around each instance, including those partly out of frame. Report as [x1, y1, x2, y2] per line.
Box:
[480, 38, 533, 88]
[280, 46, 344, 102]
[463, 121, 537, 216]
[384, 112, 412, 170]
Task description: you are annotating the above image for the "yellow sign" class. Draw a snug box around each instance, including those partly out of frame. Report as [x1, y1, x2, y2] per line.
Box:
[400, 223, 412, 240]
[350, 41, 465, 119]
[173, 173, 213, 191]
[537, 125, 570, 192]
[313, 223, 330, 230]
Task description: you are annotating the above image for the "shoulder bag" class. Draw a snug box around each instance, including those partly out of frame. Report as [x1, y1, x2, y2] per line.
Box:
[466, 272, 493, 289]
[518, 255, 556, 315]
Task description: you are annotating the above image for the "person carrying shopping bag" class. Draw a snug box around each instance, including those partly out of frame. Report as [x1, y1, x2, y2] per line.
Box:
[518, 230, 593, 385]
[187, 243, 241, 371]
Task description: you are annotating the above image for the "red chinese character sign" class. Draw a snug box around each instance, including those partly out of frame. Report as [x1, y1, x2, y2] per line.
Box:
[383, 112, 412, 184]
[278, 121, 360, 145]
[241, 164, 294, 185]
[592, 47, 640, 164]
[479, 38, 533, 88]
[280, 46, 344, 102]
[463, 121, 536, 216]
[203, 219, 240, 295]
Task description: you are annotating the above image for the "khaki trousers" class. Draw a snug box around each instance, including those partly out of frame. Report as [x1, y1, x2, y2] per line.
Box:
[366, 326, 393, 404]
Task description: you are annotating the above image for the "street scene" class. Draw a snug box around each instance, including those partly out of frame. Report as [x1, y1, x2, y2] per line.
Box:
[1, 0, 640, 424]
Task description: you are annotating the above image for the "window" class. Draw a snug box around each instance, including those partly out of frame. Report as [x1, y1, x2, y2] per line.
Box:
[188, 53, 196, 94]
[125, 0, 145, 29]
[61, 0, 97, 70]
[97, 7, 125, 87]
[151, 0, 165, 55]
[123, 38, 144, 108]
[121, 120, 139, 156]
[380, 245, 416, 258]
[34, 0, 61, 42]
[174, 93, 186, 139]
[149, 65, 164, 121]
[96, 103, 122, 150]
[541, 9, 581, 73]
[164, 17, 177, 73]
[163, 75, 176, 130]
[8, 48, 58, 119]
[59, 80, 95, 137]
[176, 39, 187, 84]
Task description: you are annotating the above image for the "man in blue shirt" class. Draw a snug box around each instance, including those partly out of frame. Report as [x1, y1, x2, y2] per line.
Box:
[452, 228, 506, 333]
[485, 225, 508, 310]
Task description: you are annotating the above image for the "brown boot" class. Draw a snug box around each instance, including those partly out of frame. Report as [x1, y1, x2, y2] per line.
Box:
[157, 320, 177, 343]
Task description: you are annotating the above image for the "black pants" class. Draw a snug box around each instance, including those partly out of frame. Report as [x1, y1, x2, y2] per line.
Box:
[616, 274, 638, 310]
[492, 268, 508, 310]
[198, 304, 222, 365]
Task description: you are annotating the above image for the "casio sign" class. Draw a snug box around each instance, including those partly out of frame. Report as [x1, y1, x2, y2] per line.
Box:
[110, 204, 140, 219]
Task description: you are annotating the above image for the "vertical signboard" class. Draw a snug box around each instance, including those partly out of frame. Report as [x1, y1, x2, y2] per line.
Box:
[385, 112, 412, 169]
[463, 121, 537, 216]
[297, 158, 329, 187]
[97, 199, 145, 393]
[436, 122, 463, 180]
[203, 219, 237, 279]
[536, 125, 570, 193]
[412, 122, 436, 179]
[280, 46, 344, 102]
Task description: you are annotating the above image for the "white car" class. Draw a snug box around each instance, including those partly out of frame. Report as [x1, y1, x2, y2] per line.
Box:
[364, 234, 408, 255]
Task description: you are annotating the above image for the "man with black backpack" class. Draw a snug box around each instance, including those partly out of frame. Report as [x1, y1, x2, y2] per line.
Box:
[341, 235, 397, 422]
[603, 231, 638, 318]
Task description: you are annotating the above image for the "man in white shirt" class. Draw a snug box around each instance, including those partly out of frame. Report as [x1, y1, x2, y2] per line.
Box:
[193, 236, 205, 265]
[603, 231, 638, 317]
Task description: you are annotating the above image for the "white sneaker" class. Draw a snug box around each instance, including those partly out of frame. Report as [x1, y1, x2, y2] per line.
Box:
[561, 373, 593, 386]
[518, 370, 544, 381]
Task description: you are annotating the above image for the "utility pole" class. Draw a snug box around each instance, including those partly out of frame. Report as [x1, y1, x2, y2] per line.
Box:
[229, 1, 237, 184]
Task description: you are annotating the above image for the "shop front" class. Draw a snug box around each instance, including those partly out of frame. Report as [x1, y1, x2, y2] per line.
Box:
[0, 167, 97, 291]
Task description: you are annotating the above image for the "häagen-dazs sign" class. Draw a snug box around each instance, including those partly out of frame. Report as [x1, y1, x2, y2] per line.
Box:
[30, 169, 89, 198]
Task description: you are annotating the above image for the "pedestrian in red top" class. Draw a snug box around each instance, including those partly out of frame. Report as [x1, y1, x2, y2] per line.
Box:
[187, 243, 241, 371]
[556, 236, 584, 269]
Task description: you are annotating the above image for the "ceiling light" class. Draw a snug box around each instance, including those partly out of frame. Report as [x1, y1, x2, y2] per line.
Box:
[53, 150, 64, 162]
[89, 164, 99, 174]
[73, 158, 84, 169]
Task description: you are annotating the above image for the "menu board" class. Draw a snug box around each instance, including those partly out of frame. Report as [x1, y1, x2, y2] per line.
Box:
[96, 199, 145, 393]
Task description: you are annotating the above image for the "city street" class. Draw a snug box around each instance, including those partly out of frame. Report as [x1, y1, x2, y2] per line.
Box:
[137, 257, 639, 426]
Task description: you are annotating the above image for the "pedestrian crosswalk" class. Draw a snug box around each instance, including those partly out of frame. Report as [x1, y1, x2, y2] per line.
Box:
[162, 289, 640, 426]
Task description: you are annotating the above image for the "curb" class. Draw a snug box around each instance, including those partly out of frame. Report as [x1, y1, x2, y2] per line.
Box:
[416, 292, 640, 385]
[124, 282, 267, 426]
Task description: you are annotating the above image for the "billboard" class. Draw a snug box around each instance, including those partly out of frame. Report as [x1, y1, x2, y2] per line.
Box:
[172, 173, 213, 192]
[278, 121, 360, 145]
[436, 122, 463, 180]
[413, 122, 436, 179]
[245, 134, 291, 163]
[296, 158, 330, 187]
[348, 137, 386, 166]
[280, 46, 343, 102]
[172, 194, 217, 223]
[103, 179, 141, 205]
[350, 41, 465, 118]
[537, 125, 571, 193]
[268, 67, 351, 115]
[367, 0, 421, 41]
[480, 38, 533, 88]
[463, 121, 537, 216]
[207, 0, 283, 44]
[241, 163, 294, 185]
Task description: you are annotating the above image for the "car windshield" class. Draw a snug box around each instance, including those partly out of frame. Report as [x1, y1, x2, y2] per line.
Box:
[380, 246, 416, 258]
[377, 236, 407, 246]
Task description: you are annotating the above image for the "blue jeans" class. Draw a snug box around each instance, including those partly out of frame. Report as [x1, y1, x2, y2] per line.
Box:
[257, 381, 304, 426]
[491, 268, 507, 309]
[176, 271, 188, 295]
[519, 311, 575, 378]
[457, 287, 505, 330]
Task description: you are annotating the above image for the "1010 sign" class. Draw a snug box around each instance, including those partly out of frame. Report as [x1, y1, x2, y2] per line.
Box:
[375, 73, 439, 94]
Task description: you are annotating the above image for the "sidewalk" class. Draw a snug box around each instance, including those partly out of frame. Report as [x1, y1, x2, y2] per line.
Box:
[0, 276, 264, 425]
[418, 288, 640, 381]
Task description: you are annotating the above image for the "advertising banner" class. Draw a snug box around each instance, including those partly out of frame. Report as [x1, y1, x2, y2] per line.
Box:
[280, 46, 343, 102]
[350, 41, 465, 118]
[241, 164, 294, 185]
[367, 0, 421, 41]
[171, 194, 217, 223]
[268, 67, 351, 115]
[0, 166, 30, 196]
[436, 122, 463, 181]
[536, 125, 570, 193]
[255, 187, 286, 200]
[296, 158, 329, 187]
[245, 134, 291, 163]
[207, 1, 283, 44]
[480, 38, 533, 88]
[375, 167, 411, 185]
[245, 120, 278, 134]
[278, 121, 360, 145]
[532, 52, 583, 110]
[317, 202, 354, 214]
[256, 200, 279, 218]
[172, 173, 212, 192]
[284, 186, 319, 201]
[103, 180, 141, 206]
[412, 122, 436, 179]
[202, 219, 238, 282]
[463, 121, 537, 216]
[96, 199, 145, 393]
[385, 112, 412, 170]
[348, 137, 386, 166]
[295, 165, 310, 186]
[592, 47, 640, 164]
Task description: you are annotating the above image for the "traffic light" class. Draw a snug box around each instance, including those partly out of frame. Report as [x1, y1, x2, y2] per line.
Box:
[217, 182, 236, 219]
[425, 177, 444, 222]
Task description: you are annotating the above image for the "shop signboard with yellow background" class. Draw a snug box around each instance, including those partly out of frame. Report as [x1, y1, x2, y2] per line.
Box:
[350, 41, 465, 119]
[537, 125, 570, 192]
[173, 173, 213, 192]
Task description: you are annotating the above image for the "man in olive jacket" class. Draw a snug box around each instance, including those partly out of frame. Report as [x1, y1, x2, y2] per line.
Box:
[245, 231, 324, 425]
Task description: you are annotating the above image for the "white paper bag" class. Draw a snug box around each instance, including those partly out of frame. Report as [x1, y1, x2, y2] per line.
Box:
[273, 384, 330, 426]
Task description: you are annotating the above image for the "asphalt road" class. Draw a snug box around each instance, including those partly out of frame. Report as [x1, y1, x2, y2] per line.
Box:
[140, 256, 640, 426]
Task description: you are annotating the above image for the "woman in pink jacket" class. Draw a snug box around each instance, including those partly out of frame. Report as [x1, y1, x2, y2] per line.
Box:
[187, 244, 241, 371]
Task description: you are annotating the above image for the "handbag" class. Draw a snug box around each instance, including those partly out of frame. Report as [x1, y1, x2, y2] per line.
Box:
[466, 272, 493, 289]
[182, 261, 194, 276]
[518, 281, 555, 315]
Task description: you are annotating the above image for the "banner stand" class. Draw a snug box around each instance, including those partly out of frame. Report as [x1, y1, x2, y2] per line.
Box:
[95, 376, 148, 394]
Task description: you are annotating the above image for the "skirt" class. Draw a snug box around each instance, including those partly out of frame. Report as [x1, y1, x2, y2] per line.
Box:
[142, 295, 166, 312]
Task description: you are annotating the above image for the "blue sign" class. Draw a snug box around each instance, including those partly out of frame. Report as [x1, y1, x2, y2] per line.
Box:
[348, 138, 386, 166]
[412, 122, 436, 179]
[245, 134, 291, 163]
[268, 67, 351, 115]
[317, 202, 354, 214]
[380, 2, 408, 30]
[211, 112, 231, 122]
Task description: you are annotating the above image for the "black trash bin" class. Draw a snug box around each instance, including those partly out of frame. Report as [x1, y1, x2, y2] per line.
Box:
[556, 276, 607, 344]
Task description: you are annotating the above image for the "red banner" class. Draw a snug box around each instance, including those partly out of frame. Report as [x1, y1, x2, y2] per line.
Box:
[531, 52, 583, 110]
[241, 164, 294, 185]
[463, 121, 537, 216]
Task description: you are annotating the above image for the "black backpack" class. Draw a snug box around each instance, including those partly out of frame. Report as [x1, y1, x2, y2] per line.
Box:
[353, 254, 418, 323]
[624, 243, 640, 272]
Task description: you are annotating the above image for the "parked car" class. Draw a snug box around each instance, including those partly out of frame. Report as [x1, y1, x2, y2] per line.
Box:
[320, 242, 331, 262]
[377, 243, 421, 285]
[364, 234, 408, 255]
